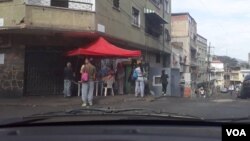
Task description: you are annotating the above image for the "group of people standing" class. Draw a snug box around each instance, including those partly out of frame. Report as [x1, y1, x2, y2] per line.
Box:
[63, 59, 170, 107]
[63, 58, 126, 107]
[63, 58, 96, 107]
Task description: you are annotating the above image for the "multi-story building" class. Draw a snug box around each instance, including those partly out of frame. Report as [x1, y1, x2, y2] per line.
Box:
[170, 41, 183, 97]
[0, 0, 172, 97]
[248, 53, 250, 66]
[241, 69, 250, 79]
[229, 67, 244, 85]
[210, 60, 224, 88]
[196, 34, 208, 87]
[225, 67, 245, 87]
[171, 12, 197, 97]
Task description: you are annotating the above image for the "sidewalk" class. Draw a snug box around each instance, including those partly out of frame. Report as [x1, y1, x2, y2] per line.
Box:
[0, 94, 157, 107]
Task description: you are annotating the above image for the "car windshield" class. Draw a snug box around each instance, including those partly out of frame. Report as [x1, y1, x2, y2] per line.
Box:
[1, 0, 250, 123]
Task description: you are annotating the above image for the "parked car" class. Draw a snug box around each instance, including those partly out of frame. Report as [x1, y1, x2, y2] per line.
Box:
[220, 86, 228, 93]
[239, 75, 250, 99]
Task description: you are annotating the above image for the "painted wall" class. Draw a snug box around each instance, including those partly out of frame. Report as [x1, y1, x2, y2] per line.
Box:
[211, 62, 224, 70]
[149, 67, 171, 96]
[0, 0, 26, 27]
[171, 15, 189, 37]
[171, 68, 181, 97]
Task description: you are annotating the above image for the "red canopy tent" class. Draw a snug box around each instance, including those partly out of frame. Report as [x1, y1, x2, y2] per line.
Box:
[67, 37, 141, 57]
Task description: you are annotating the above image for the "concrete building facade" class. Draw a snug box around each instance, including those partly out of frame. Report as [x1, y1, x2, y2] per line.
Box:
[210, 60, 224, 88]
[170, 41, 183, 97]
[171, 13, 197, 97]
[241, 69, 250, 79]
[230, 69, 244, 85]
[196, 34, 208, 86]
[0, 0, 172, 97]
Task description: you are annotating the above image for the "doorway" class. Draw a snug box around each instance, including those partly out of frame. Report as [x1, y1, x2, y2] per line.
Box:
[24, 47, 65, 96]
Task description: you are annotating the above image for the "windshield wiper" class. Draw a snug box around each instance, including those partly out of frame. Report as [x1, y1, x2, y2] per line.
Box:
[28, 108, 204, 120]
[0, 108, 205, 127]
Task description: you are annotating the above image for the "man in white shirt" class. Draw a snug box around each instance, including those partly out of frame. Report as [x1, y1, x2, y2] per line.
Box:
[134, 63, 145, 98]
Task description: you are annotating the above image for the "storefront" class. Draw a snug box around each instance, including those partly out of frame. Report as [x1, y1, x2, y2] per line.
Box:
[0, 31, 170, 97]
[0, 30, 97, 97]
[24, 46, 65, 96]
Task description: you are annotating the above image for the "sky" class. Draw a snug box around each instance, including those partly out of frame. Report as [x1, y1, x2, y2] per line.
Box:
[172, 0, 250, 61]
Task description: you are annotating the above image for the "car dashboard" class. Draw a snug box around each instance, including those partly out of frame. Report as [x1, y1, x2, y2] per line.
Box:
[0, 123, 221, 141]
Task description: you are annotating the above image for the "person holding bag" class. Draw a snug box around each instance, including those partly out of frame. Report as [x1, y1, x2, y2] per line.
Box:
[80, 58, 96, 107]
[134, 63, 145, 98]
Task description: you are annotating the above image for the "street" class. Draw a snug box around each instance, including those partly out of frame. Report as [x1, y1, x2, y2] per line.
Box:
[1, 92, 250, 120]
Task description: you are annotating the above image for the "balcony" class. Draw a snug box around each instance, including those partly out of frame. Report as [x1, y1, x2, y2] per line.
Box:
[210, 68, 224, 73]
[144, 8, 167, 38]
[191, 61, 197, 67]
[230, 76, 240, 81]
[25, 5, 95, 31]
[190, 58, 197, 67]
[22, 0, 96, 31]
[190, 39, 197, 52]
[216, 76, 224, 81]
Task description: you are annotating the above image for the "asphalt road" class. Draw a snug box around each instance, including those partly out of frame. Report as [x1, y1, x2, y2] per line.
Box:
[1, 93, 250, 120]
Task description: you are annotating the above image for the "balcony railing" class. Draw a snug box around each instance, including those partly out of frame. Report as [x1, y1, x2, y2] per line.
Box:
[230, 76, 240, 80]
[212, 77, 224, 80]
[26, 0, 95, 11]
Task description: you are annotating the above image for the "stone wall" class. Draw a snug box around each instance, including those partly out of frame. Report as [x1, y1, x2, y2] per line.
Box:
[0, 45, 25, 97]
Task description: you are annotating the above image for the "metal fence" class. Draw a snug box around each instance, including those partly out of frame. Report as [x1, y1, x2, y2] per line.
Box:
[26, 0, 94, 11]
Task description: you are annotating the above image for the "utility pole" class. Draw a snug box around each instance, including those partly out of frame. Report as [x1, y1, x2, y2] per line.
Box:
[207, 42, 212, 94]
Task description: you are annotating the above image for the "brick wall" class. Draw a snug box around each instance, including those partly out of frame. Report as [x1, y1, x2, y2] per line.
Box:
[0, 45, 25, 97]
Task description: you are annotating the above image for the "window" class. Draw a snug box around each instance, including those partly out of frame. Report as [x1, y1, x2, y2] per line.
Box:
[156, 54, 161, 63]
[132, 7, 140, 27]
[113, 0, 120, 9]
[153, 76, 162, 86]
[164, 0, 170, 13]
[51, 0, 69, 8]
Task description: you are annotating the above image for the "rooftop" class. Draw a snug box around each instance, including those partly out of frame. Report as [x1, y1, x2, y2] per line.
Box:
[171, 12, 197, 24]
[211, 60, 223, 63]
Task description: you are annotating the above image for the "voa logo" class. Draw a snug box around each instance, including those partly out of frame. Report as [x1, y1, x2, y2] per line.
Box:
[226, 129, 247, 137]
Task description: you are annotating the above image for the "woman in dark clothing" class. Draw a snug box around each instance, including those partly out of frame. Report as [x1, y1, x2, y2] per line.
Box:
[128, 64, 136, 93]
[128, 64, 136, 83]
[160, 70, 169, 95]
[63, 62, 74, 97]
